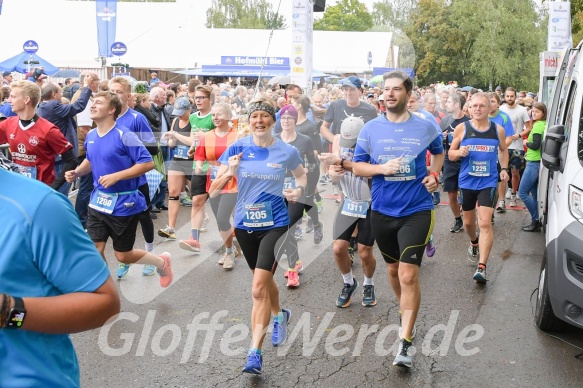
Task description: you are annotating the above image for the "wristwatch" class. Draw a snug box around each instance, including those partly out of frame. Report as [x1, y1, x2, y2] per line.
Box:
[296, 185, 305, 196]
[6, 296, 26, 329]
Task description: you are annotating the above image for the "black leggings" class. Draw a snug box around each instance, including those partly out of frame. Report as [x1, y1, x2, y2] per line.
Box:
[282, 197, 319, 268]
[138, 183, 154, 244]
[209, 193, 237, 232]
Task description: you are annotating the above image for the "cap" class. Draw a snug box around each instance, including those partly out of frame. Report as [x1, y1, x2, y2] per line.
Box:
[378, 94, 385, 101]
[367, 93, 374, 98]
[342, 76, 362, 89]
[339, 116, 365, 148]
[495, 85, 502, 91]
[220, 90, 230, 97]
[279, 104, 298, 123]
[172, 97, 192, 116]
[2, 71, 12, 77]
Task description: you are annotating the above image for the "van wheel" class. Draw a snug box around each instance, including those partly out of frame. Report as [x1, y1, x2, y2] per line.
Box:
[535, 253, 566, 332]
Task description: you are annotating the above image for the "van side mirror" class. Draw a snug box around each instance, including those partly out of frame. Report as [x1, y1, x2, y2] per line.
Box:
[542, 124, 565, 171]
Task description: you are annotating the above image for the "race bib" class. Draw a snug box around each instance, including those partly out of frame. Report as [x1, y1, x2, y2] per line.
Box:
[210, 165, 220, 181]
[341, 198, 369, 218]
[89, 190, 118, 214]
[379, 154, 416, 181]
[242, 202, 274, 228]
[173, 145, 191, 159]
[469, 159, 490, 176]
[17, 165, 37, 180]
[283, 176, 296, 190]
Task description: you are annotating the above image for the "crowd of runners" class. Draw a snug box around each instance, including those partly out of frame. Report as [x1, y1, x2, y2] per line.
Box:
[0, 68, 546, 382]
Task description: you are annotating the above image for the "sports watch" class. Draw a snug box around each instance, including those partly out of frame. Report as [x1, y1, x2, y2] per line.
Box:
[6, 296, 26, 329]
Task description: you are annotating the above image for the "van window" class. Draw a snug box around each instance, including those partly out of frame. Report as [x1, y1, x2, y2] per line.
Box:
[562, 82, 577, 143]
[556, 50, 580, 125]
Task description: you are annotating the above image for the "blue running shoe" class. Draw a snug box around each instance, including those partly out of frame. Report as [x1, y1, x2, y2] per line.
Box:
[242, 350, 262, 375]
[142, 264, 156, 276]
[362, 284, 377, 307]
[117, 263, 130, 279]
[271, 309, 291, 347]
[473, 266, 488, 283]
[336, 278, 358, 308]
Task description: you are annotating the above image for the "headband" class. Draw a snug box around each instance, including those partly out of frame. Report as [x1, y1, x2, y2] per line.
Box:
[247, 101, 276, 122]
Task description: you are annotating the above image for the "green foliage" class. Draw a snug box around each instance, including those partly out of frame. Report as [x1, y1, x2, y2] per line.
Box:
[313, 0, 373, 31]
[205, 0, 286, 30]
[374, 0, 545, 90]
[134, 83, 147, 94]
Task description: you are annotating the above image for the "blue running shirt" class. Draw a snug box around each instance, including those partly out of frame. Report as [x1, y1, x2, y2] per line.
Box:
[354, 114, 443, 217]
[489, 110, 514, 138]
[0, 169, 110, 387]
[219, 136, 303, 231]
[85, 126, 152, 216]
[116, 108, 156, 186]
[459, 121, 500, 190]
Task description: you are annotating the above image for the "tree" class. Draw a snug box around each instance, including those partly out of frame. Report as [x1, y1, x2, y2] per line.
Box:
[313, 0, 373, 31]
[371, 0, 417, 30]
[205, 0, 286, 30]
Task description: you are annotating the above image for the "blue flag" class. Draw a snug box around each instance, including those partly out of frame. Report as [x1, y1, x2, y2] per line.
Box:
[0, 0, 4, 15]
[96, 0, 117, 57]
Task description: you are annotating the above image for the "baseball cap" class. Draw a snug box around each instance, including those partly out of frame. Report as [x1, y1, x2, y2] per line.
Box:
[495, 85, 502, 91]
[367, 93, 374, 98]
[378, 94, 385, 101]
[342, 76, 362, 89]
[340, 116, 365, 148]
[2, 71, 11, 77]
[172, 97, 192, 116]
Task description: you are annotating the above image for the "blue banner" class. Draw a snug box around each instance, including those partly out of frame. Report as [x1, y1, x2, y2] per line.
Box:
[96, 0, 117, 57]
[221, 56, 289, 67]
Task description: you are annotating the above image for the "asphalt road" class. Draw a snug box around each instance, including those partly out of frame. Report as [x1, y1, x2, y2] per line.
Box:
[72, 190, 583, 387]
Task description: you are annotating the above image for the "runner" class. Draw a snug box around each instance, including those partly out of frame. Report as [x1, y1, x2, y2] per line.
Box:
[65, 91, 174, 288]
[109, 76, 160, 277]
[275, 105, 320, 287]
[448, 92, 510, 283]
[318, 116, 377, 308]
[352, 70, 444, 368]
[157, 97, 194, 241]
[0, 80, 76, 189]
[179, 102, 240, 270]
[439, 93, 469, 232]
[183, 85, 216, 251]
[209, 97, 306, 375]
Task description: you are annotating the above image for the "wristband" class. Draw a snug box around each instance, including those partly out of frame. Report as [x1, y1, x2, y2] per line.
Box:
[296, 185, 305, 196]
[340, 158, 345, 168]
[501, 167, 509, 172]
[430, 171, 439, 181]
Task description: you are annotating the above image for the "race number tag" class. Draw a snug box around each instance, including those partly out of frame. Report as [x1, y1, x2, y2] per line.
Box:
[341, 198, 369, 218]
[89, 190, 118, 214]
[469, 159, 490, 176]
[17, 165, 37, 180]
[173, 145, 191, 159]
[283, 176, 296, 190]
[379, 154, 416, 181]
[242, 202, 274, 228]
[210, 165, 220, 181]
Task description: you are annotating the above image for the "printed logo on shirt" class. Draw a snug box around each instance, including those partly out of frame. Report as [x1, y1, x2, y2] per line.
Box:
[267, 162, 282, 168]
[467, 145, 496, 152]
[28, 136, 39, 146]
[17, 143, 26, 154]
[248, 152, 255, 158]
[9, 134, 15, 139]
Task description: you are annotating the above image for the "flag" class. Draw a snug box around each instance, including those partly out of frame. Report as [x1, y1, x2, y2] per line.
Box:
[0, 0, 4, 15]
[96, 0, 117, 57]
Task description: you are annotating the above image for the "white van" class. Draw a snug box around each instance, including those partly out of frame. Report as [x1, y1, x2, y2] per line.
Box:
[535, 42, 583, 331]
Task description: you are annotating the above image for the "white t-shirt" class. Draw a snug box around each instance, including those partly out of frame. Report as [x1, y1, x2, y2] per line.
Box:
[76, 97, 93, 127]
[500, 104, 531, 150]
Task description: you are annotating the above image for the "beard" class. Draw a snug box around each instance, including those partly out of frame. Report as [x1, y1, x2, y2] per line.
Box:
[386, 98, 408, 115]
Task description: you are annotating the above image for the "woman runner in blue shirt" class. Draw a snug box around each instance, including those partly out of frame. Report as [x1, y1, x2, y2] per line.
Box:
[209, 97, 306, 375]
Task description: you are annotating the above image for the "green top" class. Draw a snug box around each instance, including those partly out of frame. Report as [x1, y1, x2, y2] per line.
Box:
[189, 111, 215, 171]
[525, 120, 546, 162]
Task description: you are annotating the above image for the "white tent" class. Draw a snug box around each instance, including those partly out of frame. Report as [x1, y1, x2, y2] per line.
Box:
[0, 0, 391, 73]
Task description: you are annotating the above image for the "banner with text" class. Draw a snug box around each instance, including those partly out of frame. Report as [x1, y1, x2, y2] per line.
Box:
[548, 1, 572, 52]
[291, 0, 313, 92]
[96, 0, 117, 57]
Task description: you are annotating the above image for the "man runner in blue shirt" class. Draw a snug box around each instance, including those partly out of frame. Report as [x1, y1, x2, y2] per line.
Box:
[353, 70, 444, 368]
